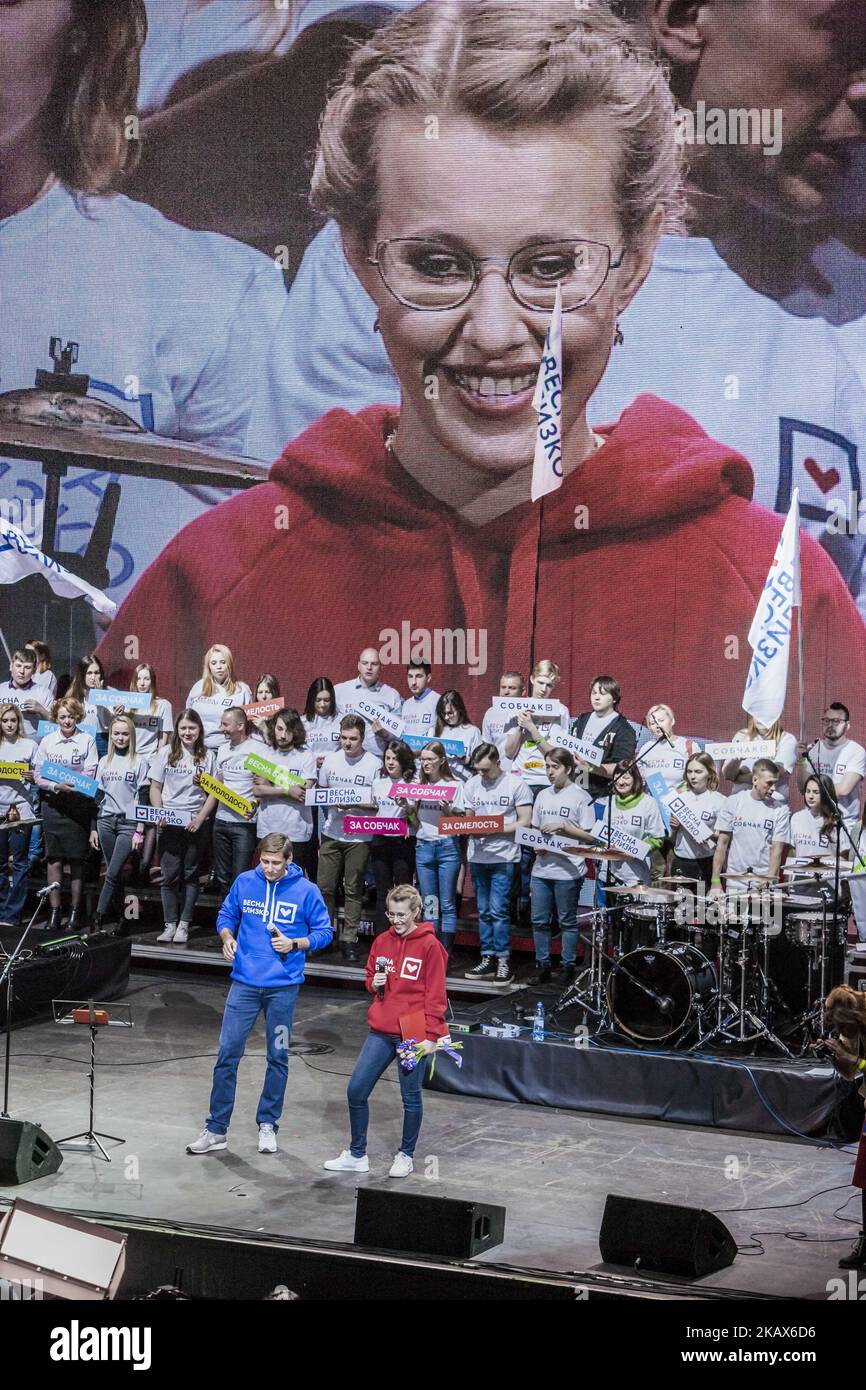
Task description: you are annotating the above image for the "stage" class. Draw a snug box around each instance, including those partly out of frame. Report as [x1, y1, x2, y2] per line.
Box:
[0, 967, 861, 1300]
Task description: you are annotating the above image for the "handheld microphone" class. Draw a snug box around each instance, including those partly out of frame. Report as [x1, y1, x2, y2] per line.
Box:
[34, 884, 54, 898]
[375, 956, 387, 1000]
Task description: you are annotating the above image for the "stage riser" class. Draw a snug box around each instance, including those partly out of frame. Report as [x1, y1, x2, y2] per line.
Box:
[0, 930, 131, 1029]
[425, 1034, 851, 1139]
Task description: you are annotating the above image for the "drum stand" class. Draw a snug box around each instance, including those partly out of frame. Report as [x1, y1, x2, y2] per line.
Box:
[702, 921, 793, 1056]
[551, 907, 610, 1026]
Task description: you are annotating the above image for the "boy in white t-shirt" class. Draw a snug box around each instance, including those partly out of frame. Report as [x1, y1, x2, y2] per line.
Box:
[462, 743, 533, 986]
[711, 760, 791, 889]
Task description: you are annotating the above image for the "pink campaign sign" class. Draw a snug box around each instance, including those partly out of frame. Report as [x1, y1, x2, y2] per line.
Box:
[389, 782, 456, 802]
[343, 816, 409, 836]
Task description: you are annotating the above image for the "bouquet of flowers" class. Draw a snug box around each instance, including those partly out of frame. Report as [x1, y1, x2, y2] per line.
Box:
[396, 1037, 464, 1078]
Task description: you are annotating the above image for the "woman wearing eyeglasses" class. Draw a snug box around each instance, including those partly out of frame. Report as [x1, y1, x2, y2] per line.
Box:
[97, 0, 866, 735]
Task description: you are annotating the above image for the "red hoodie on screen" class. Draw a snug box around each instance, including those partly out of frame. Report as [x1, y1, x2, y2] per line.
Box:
[365, 920, 448, 1043]
[96, 395, 866, 740]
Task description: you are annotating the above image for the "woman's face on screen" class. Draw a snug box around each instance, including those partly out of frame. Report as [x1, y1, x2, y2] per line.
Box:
[347, 112, 657, 482]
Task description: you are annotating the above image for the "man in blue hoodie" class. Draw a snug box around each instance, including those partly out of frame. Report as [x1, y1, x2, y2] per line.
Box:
[186, 832, 333, 1155]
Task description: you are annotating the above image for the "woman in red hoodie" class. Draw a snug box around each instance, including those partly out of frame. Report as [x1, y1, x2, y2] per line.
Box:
[96, 0, 866, 741]
[323, 884, 448, 1179]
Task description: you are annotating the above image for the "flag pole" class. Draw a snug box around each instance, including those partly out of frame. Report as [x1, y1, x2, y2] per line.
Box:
[797, 604, 805, 744]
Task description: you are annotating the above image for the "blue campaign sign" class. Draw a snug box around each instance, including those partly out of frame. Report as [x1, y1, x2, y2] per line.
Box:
[403, 733, 466, 758]
[87, 687, 154, 712]
[37, 720, 100, 738]
[40, 760, 98, 798]
[645, 772, 672, 833]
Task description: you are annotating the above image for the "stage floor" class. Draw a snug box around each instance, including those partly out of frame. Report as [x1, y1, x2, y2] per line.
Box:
[1, 969, 860, 1300]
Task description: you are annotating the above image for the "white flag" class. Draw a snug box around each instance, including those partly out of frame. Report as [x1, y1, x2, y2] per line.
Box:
[530, 282, 563, 503]
[742, 489, 801, 727]
[0, 521, 116, 615]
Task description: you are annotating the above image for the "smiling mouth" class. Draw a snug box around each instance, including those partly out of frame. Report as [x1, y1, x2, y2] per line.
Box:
[442, 365, 539, 399]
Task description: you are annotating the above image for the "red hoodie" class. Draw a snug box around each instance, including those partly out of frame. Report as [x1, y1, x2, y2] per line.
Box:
[365, 920, 448, 1043]
[97, 396, 866, 740]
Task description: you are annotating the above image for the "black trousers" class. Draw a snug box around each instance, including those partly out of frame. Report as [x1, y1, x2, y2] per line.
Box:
[370, 835, 417, 934]
[213, 821, 257, 898]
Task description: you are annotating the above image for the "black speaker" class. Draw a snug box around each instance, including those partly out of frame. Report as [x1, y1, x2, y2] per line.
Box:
[355, 1188, 506, 1259]
[599, 1194, 736, 1278]
[0, 1119, 63, 1185]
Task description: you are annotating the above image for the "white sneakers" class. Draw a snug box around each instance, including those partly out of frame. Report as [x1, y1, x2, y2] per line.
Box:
[156, 921, 189, 943]
[322, 1150, 413, 1177]
[186, 1128, 227, 1155]
[323, 1150, 370, 1172]
[258, 1123, 277, 1153]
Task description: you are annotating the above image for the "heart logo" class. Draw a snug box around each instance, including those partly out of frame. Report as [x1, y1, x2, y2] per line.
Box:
[804, 456, 841, 494]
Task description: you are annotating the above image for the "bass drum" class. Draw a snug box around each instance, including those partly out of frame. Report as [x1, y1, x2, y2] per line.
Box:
[607, 943, 717, 1042]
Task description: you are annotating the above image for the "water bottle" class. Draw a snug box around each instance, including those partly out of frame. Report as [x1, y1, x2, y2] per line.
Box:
[532, 1001, 545, 1042]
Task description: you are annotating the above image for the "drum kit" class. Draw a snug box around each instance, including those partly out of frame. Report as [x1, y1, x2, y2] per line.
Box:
[553, 858, 852, 1055]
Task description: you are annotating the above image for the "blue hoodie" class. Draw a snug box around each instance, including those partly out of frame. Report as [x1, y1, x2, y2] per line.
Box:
[216, 863, 333, 988]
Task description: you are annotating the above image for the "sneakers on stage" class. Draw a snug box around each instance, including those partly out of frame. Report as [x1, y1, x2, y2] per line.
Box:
[494, 958, 514, 985]
[156, 923, 177, 942]
[388, 1152, 414, 1178]
[839, 1231, 866, 1270]
[465, 955, 496, 978]
[186, 1128, 227, 1155]
[530, 962, 552, 985]
[323, 1150, 369, 1172]
[174, 923, 189, 944]
[258, 1123, 277, 1154]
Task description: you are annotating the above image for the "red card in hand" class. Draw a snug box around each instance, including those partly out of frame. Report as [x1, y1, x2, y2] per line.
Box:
[399, 1009, 427, 1042]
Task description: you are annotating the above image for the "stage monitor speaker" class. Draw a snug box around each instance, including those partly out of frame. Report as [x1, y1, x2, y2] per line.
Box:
[355, 1188, 506, 1260]
[599, 1194, 736, 1279]
[0, 1119, 63, 1185]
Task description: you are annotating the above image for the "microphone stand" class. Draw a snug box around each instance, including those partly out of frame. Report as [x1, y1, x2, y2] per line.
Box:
[1, 889, 51, 1118]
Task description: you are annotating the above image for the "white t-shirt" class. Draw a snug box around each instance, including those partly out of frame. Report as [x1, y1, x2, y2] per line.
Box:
[814, 738, 866, 825]
[129, 698, 173, 760]
[317, 749, 380, 842]
[254, 747, 316, 842]
[788, 807, 837, 860]
[372, 775, 417, 838]
[186, 680, 253, 746]
[302, 714, 342, 760]
[637, 735, 693, 792]
[34, 729, 98, 783]
[213, 737, 260, 823]
[728, 730, 798, 805]
[95, 754, 151, 818]
[463, 771, 533, 865]
[413, 780, 466, 842]
[148, 746, 215, 818]
[672, 788, 728, 861]
[505, 704, 571, 786]
[442, 723, 482, 782]
[577, 710, 617, 744]
[0, 736, 36, 818]
[334, 679, 402, 755]
[33, 669, 57, 699]
[595, 793, 665, 887]
[0, 182, 288, 604]
[531, 782, 595, 881]
[401, 689, 440, 740]
[0, 681, 49, 739]
[715, 791, 791, 877]
[481, 704, 512, 751]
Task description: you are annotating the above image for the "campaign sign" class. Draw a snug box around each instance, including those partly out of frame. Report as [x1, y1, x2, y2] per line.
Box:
[546, 729, 604, 766]
[440, 814, 503, 835]
[389, 781, 456, 802]
[350, 699, 404, 736]
[645, 771, 672, 833]
[242, 697, 285, 720]
[198, 771, 256, 818]
[343, 816, 408, 836]
[492, 697, 562, 718]
[704, 740, 775, 761]
[244, 753, 305, 789]
[37, 720, 99, 738]
[515, 825, 586, 858]
[135, 804, 189, 828]
[403, 734, 466, 758]
[592, 822, 650, 861]
[40, 760, 98, 798]
[305, 787, 369, 806]
[663, 792, 712, 844]
[87, 687, 154, 711]
[0, 762, 28, 780]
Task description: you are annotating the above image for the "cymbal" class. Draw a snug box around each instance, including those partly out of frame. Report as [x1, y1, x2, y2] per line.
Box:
[605, 884, 678, 902]
[659, 875, 702, 886]
[0, 419, 269, 490]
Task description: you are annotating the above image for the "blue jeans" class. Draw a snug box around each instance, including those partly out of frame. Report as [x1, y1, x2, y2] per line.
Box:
[95, 814, 136, 916]
[206, 982, 300, 1133]
[471, 861, 515, 958]
[0, 825, 33, 925]
[348, 1029, 430, 1159]
[415, 837, 461, 940]
[531, 875, 582, 965]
